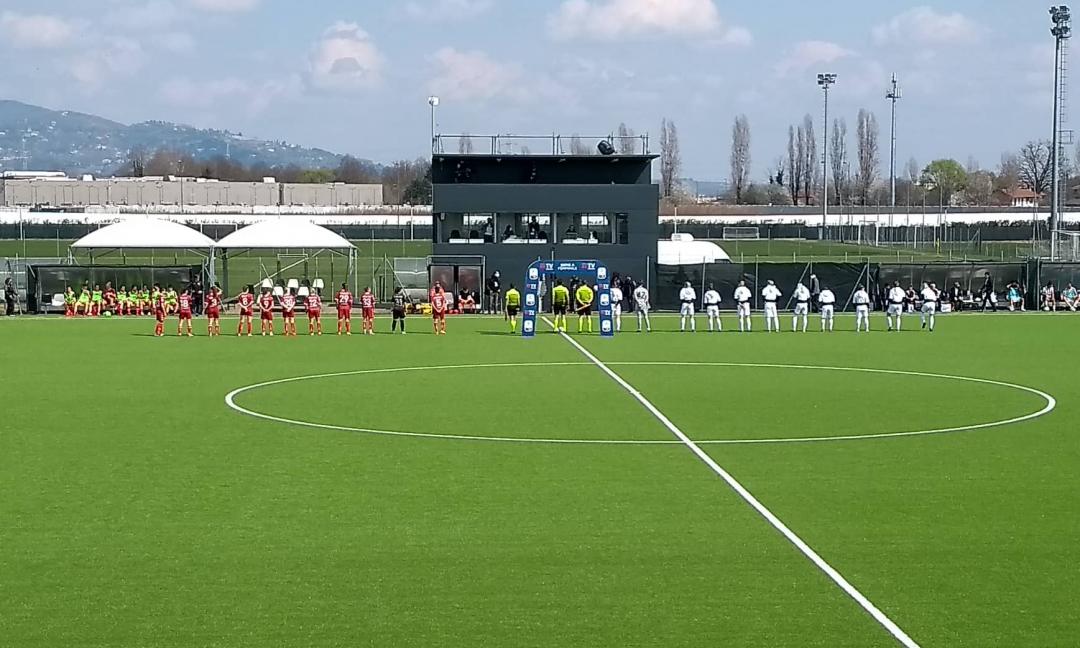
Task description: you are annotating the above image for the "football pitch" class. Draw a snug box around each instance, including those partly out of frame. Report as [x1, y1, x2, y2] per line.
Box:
[1, 312, 1077, 647]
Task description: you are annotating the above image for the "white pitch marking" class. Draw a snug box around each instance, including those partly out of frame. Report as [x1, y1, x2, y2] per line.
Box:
[545, 318, 922, 648]
[224, 362, 1056, 446]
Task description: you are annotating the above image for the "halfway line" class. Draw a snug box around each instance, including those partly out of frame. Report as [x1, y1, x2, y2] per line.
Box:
[543, 318, 921, 648]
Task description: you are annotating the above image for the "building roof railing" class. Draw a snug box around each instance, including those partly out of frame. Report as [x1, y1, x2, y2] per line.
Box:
[433, 133, 650, 156]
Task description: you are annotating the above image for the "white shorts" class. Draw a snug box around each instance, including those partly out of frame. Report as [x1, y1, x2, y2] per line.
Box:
[680, 303, 695, 317]
[764, 303, 778, 317]
[821, 304, 835, 318]
[794, 303, 809, 316]
[706, 305, 720, 317]
[737, 303, 751, 317]
[887, 304, 903, 316]
[613, 303, 622, 316]
[922, 303, 937, 315]
[856, 305, 869, 316]
[636, 303, 649, 315]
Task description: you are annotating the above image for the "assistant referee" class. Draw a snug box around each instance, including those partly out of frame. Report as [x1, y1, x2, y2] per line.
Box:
[504, 284, 521, 333]
[551, 280, 570, 333]
[575, 282, 594, 333]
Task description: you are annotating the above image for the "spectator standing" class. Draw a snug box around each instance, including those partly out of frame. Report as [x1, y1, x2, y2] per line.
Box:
[4, 278, 17, 315]
[809, 274, 821, 312]
[191, 277, 205, 317]
[486, 271, 501, 314]
[980, 272, 996, 312]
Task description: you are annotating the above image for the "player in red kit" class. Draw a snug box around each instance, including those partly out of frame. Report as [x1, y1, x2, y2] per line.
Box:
[205, 284, 223, 336]
[280, 288, 298, 337]
[306, 290, 323, 335]
[152, 284, 166, 337]
[430, 282, 448, 335]
[360, 287, 376, 335]
[258, 288, 276, 336]
[336, 283, 353, 335]
[236, 286, 255, 337]
[177, 288, 194, 337]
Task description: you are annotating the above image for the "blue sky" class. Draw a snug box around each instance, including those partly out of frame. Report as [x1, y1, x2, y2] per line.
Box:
[0, 0, 1061, 179]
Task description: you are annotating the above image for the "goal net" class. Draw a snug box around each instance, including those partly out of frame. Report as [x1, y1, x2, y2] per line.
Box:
[1055, 231, 1080, 261]
[722, 226, 760, 240]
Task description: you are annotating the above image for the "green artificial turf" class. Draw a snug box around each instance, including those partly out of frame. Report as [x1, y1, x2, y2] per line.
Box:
[1, 311, 1077, 647]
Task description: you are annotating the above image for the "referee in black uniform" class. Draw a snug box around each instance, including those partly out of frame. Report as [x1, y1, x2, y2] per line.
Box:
[391, 286, 408, 334]
[4, 278, 17, 316]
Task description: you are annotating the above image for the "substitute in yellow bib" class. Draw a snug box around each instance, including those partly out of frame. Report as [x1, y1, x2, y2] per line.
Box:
[551, 279, 570, 332]
[575, 282, 594, 333]
[504, 284, 521, 333]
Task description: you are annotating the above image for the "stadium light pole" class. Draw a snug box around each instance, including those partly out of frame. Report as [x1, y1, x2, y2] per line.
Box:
[886, 74, 902, 224]
[1050, 6, 1071, 261]
[428, 96, 440, 154]
[818, 73, 837, 239]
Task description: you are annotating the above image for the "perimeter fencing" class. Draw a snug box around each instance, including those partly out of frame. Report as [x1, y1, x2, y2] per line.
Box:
[652, 261, 1041, 312]
[0, 223, 434, 241]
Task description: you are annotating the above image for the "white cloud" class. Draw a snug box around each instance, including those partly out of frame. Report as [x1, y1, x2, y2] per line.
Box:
[106, 1, 181, 30]
[186, 0, 260, 11]
[159, 74, 301, 113]
[548, 0, 747, 43]
[774, 40, 854, 77]
[428, 47, 523, 102]
[0, 11, 76, 49]
[428, 47, 570, 106]
[872, 6, 980, 46]
[308, 21, 383, 91]
[69, 37, 145, 89]
[404, 0, 493, 21]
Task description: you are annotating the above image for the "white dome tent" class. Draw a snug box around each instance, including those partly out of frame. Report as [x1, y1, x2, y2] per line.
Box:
[71, 218, 215, 252]
[213, 219, 357, 296]
[657, 233, 731, 266]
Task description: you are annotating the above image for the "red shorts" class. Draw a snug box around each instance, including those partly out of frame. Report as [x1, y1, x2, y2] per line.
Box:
[179, 311, 192, 321]
[261, 311, 274, 321]
[363, 308, 375, 319]
[282, 310, 295, 319]
[207, 307, 220, 318]
[338, 308, 351, 319]
[240, 308, 254, 318]
[432, 311, 446, 320]
[155, 309, 165, 323]
[308, 310, 321, 319]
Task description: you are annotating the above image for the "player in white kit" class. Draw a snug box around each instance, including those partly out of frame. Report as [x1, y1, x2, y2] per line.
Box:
[819, 287, 837, 332]
[761, 280, 782, 332]
[733, 280, 752, 332]
[853, 284, 871, 332]
[633, 283, 651, 332]
[792, 282, 811, 332]
[886, 281, 906, 331]
[610, 284, 624, 332]
[920, 281, 940, 331]
[702, 284, 722, 331]
[678, 282, 697, 332]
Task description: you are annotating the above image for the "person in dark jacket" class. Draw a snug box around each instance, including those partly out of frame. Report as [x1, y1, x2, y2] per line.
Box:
[4, 278, 17, 315]
[808, 274, 821, 313]
[980, 272, 996, 312]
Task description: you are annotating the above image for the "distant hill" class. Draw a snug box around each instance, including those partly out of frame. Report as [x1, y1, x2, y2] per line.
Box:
[0, 100, 358, 176]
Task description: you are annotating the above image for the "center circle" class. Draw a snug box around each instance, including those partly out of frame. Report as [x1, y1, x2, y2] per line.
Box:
[224, 363, 1056, 445]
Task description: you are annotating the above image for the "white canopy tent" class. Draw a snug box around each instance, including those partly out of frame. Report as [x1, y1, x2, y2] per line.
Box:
[71, 218, 215, 251]
[213, 219, 357, 296]
[657, 234, 731, 266]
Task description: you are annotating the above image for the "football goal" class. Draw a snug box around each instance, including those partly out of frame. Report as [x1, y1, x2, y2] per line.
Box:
[722, 226, 760, 240]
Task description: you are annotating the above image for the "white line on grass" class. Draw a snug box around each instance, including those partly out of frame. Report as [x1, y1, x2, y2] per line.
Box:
[544, 317, 922, 648]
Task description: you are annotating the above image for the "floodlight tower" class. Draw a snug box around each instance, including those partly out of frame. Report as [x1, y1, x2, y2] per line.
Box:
[1050, 5, 1071, 260]
[818, 73, 837, 238]
[886, 74, 902, 219]
[428, 95, 440, 154]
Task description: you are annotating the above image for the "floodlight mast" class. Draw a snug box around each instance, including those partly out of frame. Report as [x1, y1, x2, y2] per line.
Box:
[886, 74, 902, 224]
[428, 96, 440, 154]
[1050, 5, 1071, 260]
[817, 73, 837, 238]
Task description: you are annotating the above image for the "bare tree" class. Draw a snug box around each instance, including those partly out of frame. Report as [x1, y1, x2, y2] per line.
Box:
[730, 114, 751, 204]
[829, 118, 848, 205]
[801, 114, 817, 206]
[458, 133, 474, 154]
[1017, 140, 1052, 196]
[855, 109, 880, 205]
[787, 125, 802, 205]
[569, 134, 590, 155]
[659, 118, 681, 200]
[905, 156, 921, 206]
[616, 122, 637, 154]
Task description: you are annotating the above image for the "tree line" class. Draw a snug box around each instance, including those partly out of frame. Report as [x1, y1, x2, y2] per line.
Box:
[656, 112, 1076, 208]
[118, 147, 431, 205]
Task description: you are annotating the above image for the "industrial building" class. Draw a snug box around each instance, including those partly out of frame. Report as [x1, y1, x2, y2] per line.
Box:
[0, 173, 383, 208]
